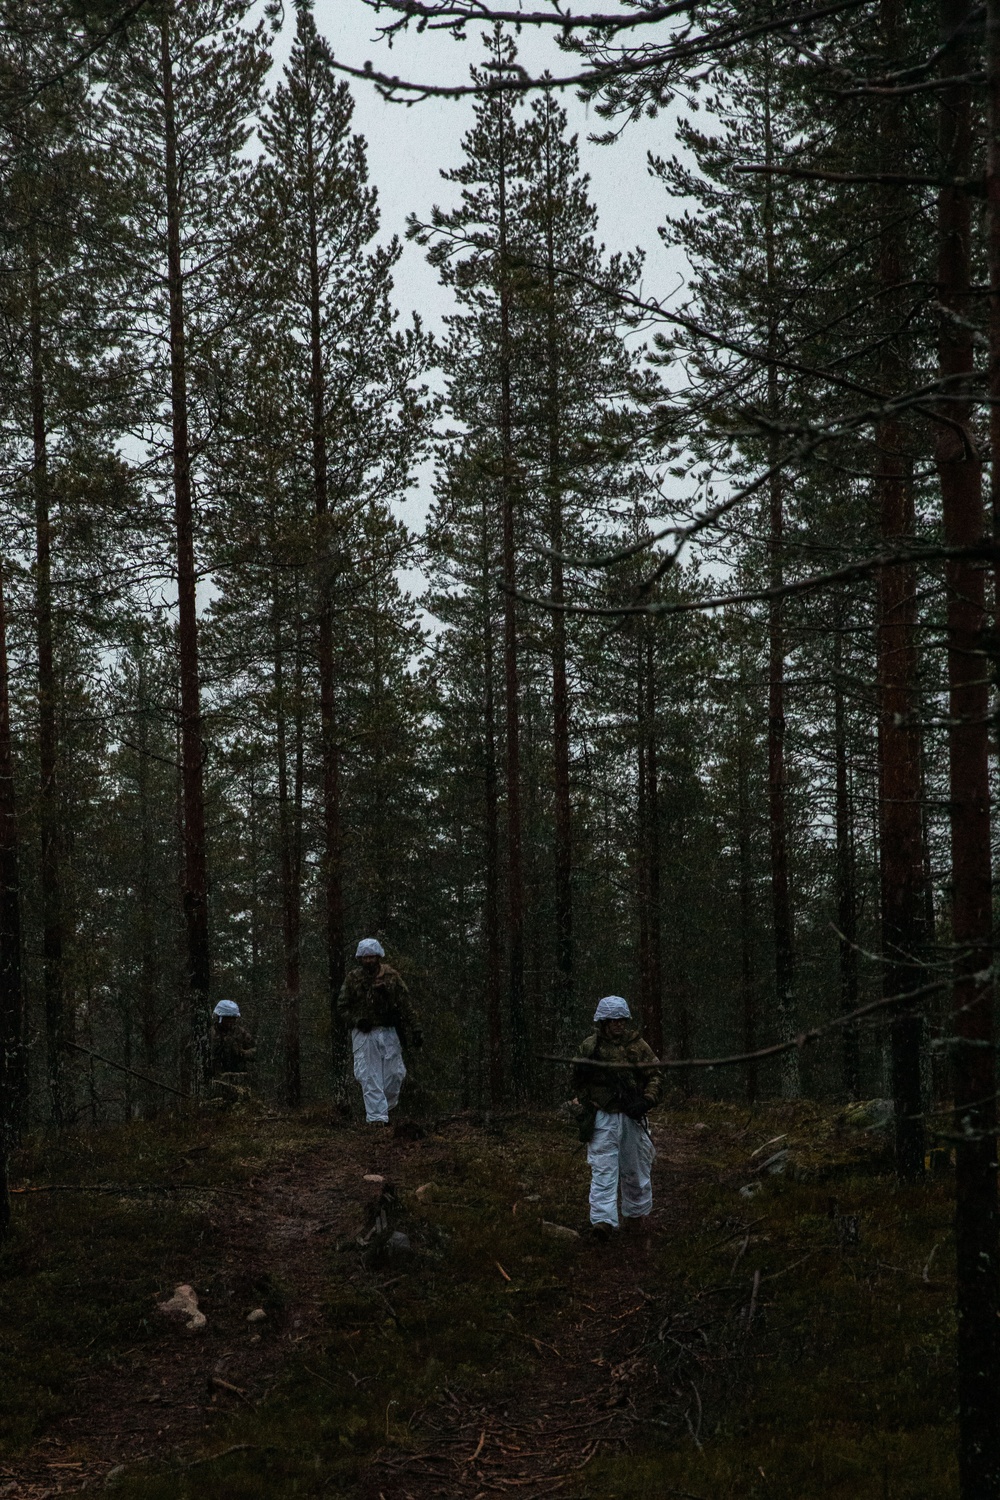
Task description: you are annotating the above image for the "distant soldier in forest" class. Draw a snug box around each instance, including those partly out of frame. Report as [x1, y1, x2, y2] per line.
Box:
[337, 939, 422, 1125]
[572, 995, 660, 1239]
[210, 999, 256, 1080]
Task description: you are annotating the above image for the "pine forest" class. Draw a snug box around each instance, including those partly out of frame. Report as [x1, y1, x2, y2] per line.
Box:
[2, 3, 1000, 1498]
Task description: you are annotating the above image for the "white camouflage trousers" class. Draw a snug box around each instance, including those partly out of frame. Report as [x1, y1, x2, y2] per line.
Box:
[587, 1109, 655, 1228]
[352, 1026, 406, 1123]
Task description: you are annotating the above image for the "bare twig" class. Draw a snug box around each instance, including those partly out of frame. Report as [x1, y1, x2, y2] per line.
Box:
[62, 1039, 190, 1098]
[335, 0, 868, 101]
[541, 974, 958, 1071]
[747, 1269, 761, 1324]
[509, 540, 1000, 620]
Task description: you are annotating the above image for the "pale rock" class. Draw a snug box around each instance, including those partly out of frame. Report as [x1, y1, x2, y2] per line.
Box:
[247, 1307, 266, 1324]
[541, 1221, 581, 1242]
[157, 1283, 207, 1332]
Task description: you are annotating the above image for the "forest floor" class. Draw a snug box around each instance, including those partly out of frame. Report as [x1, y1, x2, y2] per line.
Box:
[0, 1095, 961, 1500]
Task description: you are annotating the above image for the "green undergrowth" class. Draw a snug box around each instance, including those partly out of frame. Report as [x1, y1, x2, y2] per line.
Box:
[578, 1098, 958, 1500]
[0, 1103, 325, 1456]
[2, 1100, 964, 1499]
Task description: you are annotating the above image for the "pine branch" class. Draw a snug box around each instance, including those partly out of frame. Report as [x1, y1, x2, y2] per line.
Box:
[364, 0, 696, 33]
[508, 540, 1000, 619]
[542, 975, 962, 1071]
[0, 0, 153, 109]
[331, 0, 868, 101]
[734, 164, 986, 194]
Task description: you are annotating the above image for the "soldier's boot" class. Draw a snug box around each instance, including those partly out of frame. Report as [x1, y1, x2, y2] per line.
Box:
[623, 1214, 650, 1236]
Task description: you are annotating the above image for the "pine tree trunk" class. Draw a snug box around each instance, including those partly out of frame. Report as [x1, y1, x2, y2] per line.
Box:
[135, 647, 157, 1112]
[990, 0, 1000, 649]
[275, 609, 302, 1108]
[875, 0, 925, 1180]
[161, 4, 211, 1086]
[0, 562, 16, 1226]
[482, 495, 504, 1108]
[736, 706, 756, 1103]
[643, 633, 664, 1057]
[636, 644, 650, 1029]
[939, 3, 1000, 1488]
[0, 561, 23, 1153]
[29, 255, 65, 1126]
[877, 430, 924, 1159]
[496, 79, 527, 1099]
[543, 114, 573, 1042]
[767, 478, 796, 1098]
[762, 72, 798, 1097]
[304, 97, 345, 1051]
[833, 624, 860, 1101]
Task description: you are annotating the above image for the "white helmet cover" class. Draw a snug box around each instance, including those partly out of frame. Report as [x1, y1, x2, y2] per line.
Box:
[213, 999, 241, 1018]
[594, 995, 631, 1023]
[356, 938, 385, 959]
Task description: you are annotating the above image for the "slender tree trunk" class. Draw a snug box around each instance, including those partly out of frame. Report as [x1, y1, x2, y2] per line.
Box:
[161, 5, 210, 1086]
[542, 107, 573, 1044]
[736, 707, 756, 1103]
[135, 645, 158, 1112]
[292, 624, 305, 1094]
[875, 0, 925, 1180]
[643, 632, 664, 1057]
[833, 625, 860, 1101]
[762, 73, 798, 1097]
[275, 607, 302, 1108]
[0, 561, 23, 1156]
[877, 439, 924, 1162]
[636, 643, 650, 1028]
[940, 3, 1000, 1489]
[766, 475, 797, 1101]
[495, 71, 527, 1099]
[990, 0, 1000, 645]
[482, 495, 504, 1108]
[29, 255, 65, 1126]
[304, 88, 345, 1048]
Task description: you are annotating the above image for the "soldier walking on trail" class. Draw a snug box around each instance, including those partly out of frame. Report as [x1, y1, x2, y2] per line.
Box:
[337, 939, 422, 1125]
[210, 999, 256, 1080]
[572, 995, 660, 1239]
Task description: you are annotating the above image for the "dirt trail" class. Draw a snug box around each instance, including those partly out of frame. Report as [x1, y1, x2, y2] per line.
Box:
[1, 1125, 380, 1499]
[365, 1121, 702, 1499]
[0, 1118, 704, 1500]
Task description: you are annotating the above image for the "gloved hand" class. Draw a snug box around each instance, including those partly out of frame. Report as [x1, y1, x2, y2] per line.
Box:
[410, 1027, 424, 1051]
[623, 1094, 652, 1120]
[356, 1018, 373, 1034]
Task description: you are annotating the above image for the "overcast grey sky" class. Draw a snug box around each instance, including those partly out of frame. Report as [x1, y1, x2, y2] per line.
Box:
[291, 3, 687, 334]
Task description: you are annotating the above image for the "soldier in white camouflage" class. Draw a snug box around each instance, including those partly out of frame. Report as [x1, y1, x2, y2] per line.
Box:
[572, 995, 660, 1239]
[337, 938, 422, 1125]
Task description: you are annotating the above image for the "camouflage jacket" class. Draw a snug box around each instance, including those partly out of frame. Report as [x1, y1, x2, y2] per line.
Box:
[572, 1024, 661, 1113]
[337, 963, 420, 1044]
[211, 1021, 256, 1076]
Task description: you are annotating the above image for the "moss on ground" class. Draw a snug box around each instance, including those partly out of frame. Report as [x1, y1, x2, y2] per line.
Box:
[1, 1101, 964, 1499]
[0, 1105, 322, 1457]
[578, 1099, 957, 1500]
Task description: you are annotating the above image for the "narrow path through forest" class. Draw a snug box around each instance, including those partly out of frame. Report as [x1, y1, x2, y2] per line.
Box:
[365, 1120, 700, 1499]
[0, 1117, 706, 1500]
